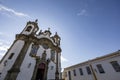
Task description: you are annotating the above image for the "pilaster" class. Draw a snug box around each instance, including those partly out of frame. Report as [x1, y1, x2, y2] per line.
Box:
[4, 40, 31, 80]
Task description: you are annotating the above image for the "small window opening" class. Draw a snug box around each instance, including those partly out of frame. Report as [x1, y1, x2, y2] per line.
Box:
[73, 69, 76, 76]
[51, 66, 54, 70]
[96, 64, 105, 73]
[79, 68, 83, 75]
[86, 66, 92, 75]
[110, 61, 120, 72]
[28, 63, 31, 68]
[8, 53, 14, 59]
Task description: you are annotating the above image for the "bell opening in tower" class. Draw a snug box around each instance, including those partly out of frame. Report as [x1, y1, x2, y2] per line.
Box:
[25, 26, 32, 32]
[36, 63, 46, 80]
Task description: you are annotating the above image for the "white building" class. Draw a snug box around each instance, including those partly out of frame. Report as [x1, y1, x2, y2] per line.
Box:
[0, 20, 62, 80]
[63, 50, 120, 80]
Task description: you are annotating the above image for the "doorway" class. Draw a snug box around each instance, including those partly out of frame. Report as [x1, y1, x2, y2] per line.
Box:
[36, 63, 46, 80]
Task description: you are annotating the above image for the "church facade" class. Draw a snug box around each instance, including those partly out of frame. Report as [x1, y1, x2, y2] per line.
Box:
[0, 20, 62, 80]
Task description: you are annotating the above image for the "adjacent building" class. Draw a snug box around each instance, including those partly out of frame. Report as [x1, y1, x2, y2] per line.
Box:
[63, 50, 120, 80]
[0, 20, 62, 80]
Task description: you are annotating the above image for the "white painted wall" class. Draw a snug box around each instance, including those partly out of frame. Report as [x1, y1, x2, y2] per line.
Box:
[36, 45, 45, 58]
[92, 55, 120, 80]
[36, 45, 51, 60]
[47, 61, 56, 79]
[16, 43, 61, 80]
[63, 52, 120, 80]
[0, 40, 25, 80]
[64, 65, 94, 80]
[16, 43, 36, 80]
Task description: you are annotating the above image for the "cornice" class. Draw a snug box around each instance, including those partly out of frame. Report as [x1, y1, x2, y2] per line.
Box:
[64, 51, 120, 70]
[16, 34, 62, 53]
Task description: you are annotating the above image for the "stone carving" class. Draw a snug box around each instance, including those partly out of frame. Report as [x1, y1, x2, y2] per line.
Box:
[42, 51, 47, 60]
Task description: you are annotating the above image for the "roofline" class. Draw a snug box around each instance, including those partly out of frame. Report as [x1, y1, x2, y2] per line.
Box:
[64, 50, 120, 70]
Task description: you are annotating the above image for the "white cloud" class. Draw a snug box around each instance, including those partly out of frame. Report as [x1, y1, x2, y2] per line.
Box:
[0, 53, 4, 57]
[0, 53, 5, 60]
[0, 39, 10, 45]
[0, 4, 29, 17]
[0, 32, 11, 52]
[0, 32, 6, 37]
[0, 39, 10, 60]
[61, 55, 68, 62]
[0, 45, 9, 51]
[0, 41, 10, 51]
[77, 9, 87, 16]
[0, 32, 3, 35]
[0, 32, 13, 38]
[0, 42, 2, 45]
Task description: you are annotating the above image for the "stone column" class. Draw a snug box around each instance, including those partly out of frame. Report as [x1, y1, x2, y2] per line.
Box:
[55, 51, 59, 80]
[4, 40, 31, 80]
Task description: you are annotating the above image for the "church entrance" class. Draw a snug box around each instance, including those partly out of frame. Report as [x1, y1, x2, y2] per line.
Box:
[36, 63, 46, 80]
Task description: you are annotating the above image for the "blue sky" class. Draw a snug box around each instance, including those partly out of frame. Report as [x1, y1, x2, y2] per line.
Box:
[0, 0, 120, 70]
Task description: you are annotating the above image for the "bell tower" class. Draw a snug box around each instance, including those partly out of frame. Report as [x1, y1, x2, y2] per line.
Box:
[0, 20, 62, 80]
[21, 19, 39, 35]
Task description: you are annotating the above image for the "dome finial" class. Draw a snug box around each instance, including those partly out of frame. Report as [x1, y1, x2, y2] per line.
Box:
[35, 19, 38, 23]
[48, 27, 50, 31]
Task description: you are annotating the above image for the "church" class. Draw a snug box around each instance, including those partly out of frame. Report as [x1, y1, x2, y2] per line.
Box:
[0, 20, 62, 80]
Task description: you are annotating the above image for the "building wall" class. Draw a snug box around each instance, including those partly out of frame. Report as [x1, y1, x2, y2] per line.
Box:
[16, 42, 59, 80]
[0, 20, 62, 80]
[0, 40, 25, 80]
[16, 43, 36, 80]
[63, 51, 120, 80]
[64, 65, 94, 80]
[91, 55, 120, 80]
[47, 61, 56, 79]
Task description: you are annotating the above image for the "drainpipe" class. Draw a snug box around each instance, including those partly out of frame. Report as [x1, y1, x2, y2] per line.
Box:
[89, 64, 97, 80]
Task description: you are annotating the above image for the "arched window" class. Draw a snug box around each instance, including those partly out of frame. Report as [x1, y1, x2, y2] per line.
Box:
[30, 44, 39, 56]
[25, 26, 32, 32]
[51, 50, 55, 61]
